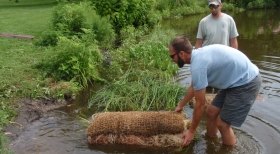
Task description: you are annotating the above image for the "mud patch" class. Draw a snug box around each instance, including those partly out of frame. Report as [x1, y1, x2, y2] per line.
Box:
[4, 98, 72, 141]
[0, 33, 34, 39]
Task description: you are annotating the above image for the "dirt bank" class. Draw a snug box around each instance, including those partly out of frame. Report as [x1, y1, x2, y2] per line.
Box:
[4, 98, 73, 141]
[0, 33, 34, 39]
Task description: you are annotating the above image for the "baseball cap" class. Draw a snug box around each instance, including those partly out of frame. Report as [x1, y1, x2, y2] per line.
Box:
[208, 0, 221, 6]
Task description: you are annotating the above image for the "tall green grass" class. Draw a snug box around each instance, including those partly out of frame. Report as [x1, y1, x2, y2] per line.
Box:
[88, 28, 185, 112]
[89, 69, 184, 111]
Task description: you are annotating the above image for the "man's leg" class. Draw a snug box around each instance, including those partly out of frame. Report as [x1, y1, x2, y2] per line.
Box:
[216, 75, 261, 145]
[206, 104, 220, 137]
[217, 116, 236, 146]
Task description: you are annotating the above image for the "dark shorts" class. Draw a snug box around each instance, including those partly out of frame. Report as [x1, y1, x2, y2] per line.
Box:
[212, 75, 262, 127]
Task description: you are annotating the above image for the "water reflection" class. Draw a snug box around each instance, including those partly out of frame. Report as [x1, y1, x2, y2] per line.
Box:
[9, 110, 104, 154]
[256, 55, 280, 98]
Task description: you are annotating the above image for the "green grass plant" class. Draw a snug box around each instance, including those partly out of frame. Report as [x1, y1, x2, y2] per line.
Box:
[114, 27, 178, 75]
[0, 134, 12, 154]
[0, 39, 43, 94]
[88, 28, 185, 112]
[88, 27, 178, 111]
[0, 2, 54, 35]
[89, 69, 184, 111]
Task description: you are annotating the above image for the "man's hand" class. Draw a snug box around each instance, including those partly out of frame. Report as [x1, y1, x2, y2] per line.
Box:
[175, 104, 184, 112]
[175, 100, 186, 112]
[182, 130, 195, 146]
[175, 86, 195, 113]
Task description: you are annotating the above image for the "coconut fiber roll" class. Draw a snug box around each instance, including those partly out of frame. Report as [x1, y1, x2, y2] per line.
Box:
[87, 111, 191, 148]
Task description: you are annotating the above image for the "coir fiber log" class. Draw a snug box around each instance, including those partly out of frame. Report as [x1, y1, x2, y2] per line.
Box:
[87, 111, 191, 148]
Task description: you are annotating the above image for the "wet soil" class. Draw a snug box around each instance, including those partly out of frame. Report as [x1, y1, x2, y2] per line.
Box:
[4, 98, 73, 141]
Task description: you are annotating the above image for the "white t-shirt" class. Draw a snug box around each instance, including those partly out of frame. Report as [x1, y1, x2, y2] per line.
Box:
[191, 44, 259, 90]
[196, 13, 239, 47]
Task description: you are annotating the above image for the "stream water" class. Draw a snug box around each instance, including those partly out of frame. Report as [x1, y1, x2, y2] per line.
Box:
[9, 9, 280, 154]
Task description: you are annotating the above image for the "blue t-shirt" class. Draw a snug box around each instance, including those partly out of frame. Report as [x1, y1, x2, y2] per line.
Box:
[191, 44, 259, 90]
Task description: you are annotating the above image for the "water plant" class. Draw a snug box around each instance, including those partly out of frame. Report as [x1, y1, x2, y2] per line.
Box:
[88, 69, 184, 111]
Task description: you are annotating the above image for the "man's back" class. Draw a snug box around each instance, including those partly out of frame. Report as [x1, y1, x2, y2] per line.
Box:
[191, 44, 259, 90]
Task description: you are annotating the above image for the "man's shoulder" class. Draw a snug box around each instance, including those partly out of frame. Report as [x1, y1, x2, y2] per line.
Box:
[203, 44, 235, 53]
[200, 14, 212, 22]
[221, 13, 234, 20]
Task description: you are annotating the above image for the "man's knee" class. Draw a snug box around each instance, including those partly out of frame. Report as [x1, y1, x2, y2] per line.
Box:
[206, 105, 219, 120]
[217, 117, 231, 131]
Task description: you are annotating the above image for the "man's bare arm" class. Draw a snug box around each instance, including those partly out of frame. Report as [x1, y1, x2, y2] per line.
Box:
[230, 37, 238, 49]
[195, 39, 203, 49]
[175, 86, 195, 112]
[188, 88, 206, 133]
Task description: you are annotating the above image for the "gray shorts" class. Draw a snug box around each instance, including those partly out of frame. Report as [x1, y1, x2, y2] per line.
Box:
[212, 75, 262, 127]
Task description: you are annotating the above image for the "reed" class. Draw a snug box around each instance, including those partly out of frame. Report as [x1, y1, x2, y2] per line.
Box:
[88, 69, 184, 111]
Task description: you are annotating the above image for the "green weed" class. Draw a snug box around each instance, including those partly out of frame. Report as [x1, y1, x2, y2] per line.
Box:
[36, 37, 104, 87]
[0, 134, 12, 154]
[0, 101, 16, 131]
[89, 69, 184, 111]
[92, 0, 158, 34]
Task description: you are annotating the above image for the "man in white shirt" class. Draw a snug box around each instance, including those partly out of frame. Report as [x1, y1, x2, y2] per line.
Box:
[195, 0, 239, 49]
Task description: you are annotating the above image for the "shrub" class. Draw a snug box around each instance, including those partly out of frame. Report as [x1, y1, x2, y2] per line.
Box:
[52, 3, 87, 35]
[115, 28, 178, 75]
[155, 0, 198, 10]
[91, 14, 115, 48]
[92, 0, 159, 33]
[247, 0, 276, 9]
[119, 26, 147, 47]
[34, 30, 60, 46]
[155, 0, 206, 18]
[36, 37, 103, 87]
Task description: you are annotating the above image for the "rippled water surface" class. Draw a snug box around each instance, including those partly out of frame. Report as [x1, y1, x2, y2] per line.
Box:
[10, 9, 280, 154]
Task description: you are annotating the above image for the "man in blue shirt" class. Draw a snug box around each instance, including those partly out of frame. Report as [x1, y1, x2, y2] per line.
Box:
[168, 36, 261, 146]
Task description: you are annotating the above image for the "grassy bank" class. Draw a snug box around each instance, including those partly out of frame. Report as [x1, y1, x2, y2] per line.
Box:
[0, 2, 56, 152]
[0, 1, 55, 102]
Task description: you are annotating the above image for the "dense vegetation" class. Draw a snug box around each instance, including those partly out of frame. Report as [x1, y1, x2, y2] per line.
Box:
[224, 0, 280, 9]
[0, 0, 279, 153]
